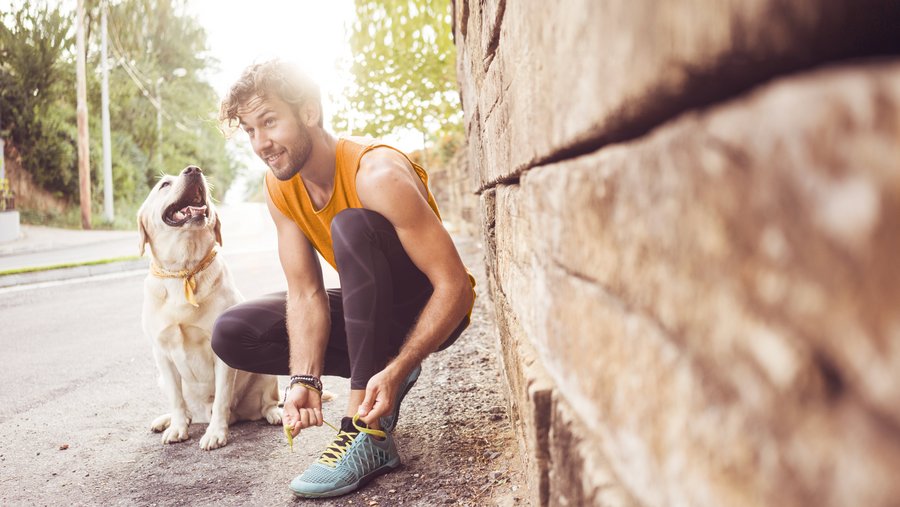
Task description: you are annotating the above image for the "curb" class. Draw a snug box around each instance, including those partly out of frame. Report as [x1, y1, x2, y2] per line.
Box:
[0, 258, 149, 288]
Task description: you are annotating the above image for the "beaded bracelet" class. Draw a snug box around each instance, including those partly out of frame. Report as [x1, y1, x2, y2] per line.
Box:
[284, 375, 323, 404]
[289, 374, 323, 392]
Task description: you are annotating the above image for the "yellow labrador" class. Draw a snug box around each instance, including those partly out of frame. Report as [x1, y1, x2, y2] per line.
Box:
[138, 165, 281, 450]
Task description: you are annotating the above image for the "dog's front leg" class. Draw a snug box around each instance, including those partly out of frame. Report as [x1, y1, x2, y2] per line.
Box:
[152, 347, 191, 444]
[199, 356, 236, 450]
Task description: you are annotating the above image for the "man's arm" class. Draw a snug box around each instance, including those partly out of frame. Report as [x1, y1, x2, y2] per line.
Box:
[354, 148, 475, 422]
[265, 183, 329, 431]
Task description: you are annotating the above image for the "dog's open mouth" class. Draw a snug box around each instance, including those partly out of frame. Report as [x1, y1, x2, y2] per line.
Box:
[163, 182, 209, 227]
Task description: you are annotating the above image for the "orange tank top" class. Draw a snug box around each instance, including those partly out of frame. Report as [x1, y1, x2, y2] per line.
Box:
[265, 136, 477, 316]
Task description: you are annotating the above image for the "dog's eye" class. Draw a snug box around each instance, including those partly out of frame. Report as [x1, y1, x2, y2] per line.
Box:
[160, 181, 171, 188]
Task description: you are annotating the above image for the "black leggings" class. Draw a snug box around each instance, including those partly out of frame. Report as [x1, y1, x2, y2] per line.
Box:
[211, 208, 469, 389]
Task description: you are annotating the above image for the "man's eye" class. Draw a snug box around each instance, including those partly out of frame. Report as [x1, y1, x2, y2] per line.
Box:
[264, 118, 275, 127]
[160, 181, 171, 188]
[246, 128, 255, 136]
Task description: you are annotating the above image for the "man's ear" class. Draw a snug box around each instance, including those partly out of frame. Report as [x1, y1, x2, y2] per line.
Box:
[213, 213, 223, 247]
[138, 214, 149, 256]
[301, 100, 321, 127]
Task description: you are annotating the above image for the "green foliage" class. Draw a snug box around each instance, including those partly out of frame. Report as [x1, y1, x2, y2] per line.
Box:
[98, 0, 237, 202]
[333, 0, 462, 141]
[0, 0, 237, 227]
[0, 3, 78, 195]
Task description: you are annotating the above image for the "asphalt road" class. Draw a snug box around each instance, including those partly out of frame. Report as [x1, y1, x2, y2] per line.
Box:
[0, 238, 525, 506]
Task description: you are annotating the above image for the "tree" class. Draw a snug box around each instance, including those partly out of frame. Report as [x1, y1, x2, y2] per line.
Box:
[0, 3, 78, 196]
[0, 0, 237, 227]
[98, 0, 237, 203]
[332, 0, 462, 142]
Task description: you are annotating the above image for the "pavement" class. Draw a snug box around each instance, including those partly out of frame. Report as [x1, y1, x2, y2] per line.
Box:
[0, 202, 526, 506]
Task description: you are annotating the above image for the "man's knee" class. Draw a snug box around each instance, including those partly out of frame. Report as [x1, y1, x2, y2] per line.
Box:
[210, 310, 244, 368]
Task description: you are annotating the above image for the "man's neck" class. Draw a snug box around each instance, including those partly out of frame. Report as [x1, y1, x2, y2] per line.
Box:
[298, 130, 339, 192]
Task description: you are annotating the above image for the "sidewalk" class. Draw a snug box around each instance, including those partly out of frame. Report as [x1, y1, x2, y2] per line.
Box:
[0, 203, 279, 288]
[0, 225, 139, 271]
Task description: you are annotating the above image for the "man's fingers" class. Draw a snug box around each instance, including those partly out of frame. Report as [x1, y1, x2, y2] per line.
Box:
[284, 404, 300, 423]
[314, 407, 323, 427]
[360, 397, 391, 426]
[358, 386, 378, 417]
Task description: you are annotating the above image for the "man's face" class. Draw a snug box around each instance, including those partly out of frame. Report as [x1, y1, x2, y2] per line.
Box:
[238, 95, 312, 181]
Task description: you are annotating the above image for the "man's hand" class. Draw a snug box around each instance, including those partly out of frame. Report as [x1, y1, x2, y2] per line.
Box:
[357, 365, 406, 427]
[283, 384, 323, 437]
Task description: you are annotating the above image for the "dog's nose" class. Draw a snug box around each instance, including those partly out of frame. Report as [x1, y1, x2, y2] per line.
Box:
[182, 165, 202, 175]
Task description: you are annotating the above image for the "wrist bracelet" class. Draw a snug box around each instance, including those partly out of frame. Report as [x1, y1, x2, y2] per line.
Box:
[289, 374, 323, 393]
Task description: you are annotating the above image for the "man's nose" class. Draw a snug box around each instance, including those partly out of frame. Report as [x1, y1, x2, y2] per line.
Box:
[182, 165, 202, 175]
[254, 131, 272, 151]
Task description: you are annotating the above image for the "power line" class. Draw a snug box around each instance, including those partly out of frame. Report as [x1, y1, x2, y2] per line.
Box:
[104, 7, 193, 132]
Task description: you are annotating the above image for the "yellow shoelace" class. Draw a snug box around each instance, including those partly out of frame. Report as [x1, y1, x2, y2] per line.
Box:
[283, 383, 387, 457]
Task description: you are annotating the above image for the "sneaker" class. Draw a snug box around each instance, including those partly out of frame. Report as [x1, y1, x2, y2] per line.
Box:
[289, 415, 400, 498]
[380, 364, 421, 433]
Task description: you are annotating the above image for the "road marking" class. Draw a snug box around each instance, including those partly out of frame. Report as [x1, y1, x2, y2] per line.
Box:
[0, 268, 149, 295]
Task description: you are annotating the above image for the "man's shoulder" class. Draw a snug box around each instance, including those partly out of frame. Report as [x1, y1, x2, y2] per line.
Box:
[342, 135, 379, 147]
[342, 136, 409, 161]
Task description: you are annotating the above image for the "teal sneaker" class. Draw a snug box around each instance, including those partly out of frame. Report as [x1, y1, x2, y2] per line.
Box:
[290, 415, 400, 498]
[380, 364, 421, 433]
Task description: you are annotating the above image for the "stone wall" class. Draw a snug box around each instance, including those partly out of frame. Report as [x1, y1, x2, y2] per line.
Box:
[453, 1, 900, 506]
[425, 146, 480, 237]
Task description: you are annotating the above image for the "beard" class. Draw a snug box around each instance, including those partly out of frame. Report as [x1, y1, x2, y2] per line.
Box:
[268, 124, 313, 181]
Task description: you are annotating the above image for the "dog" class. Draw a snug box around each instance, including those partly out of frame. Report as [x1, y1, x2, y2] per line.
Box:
[137, 165, 281, 450]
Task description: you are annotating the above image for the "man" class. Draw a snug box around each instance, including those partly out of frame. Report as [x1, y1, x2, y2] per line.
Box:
[211, 60, 476, 498]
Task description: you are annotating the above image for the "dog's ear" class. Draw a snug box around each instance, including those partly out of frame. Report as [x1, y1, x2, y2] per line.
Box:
[138, 213, 149, 256]
[213, 213, 223, 247]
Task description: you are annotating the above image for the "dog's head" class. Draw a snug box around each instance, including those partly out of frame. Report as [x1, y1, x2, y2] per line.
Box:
[137, 165, 222, 258]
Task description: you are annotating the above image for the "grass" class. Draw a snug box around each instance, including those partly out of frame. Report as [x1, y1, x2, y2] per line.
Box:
[18, 200, 141, 231]
[0, 255, 143, 277]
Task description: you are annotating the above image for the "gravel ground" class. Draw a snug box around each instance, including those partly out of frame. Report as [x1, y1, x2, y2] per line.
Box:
[0, 235, 527, 506]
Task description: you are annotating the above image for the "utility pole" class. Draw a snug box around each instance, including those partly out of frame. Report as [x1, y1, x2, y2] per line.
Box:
[156, 78, 163, 174]
[75, 0, 92, 229]
[100, 0, 114, 222]
[0, 106, 5, 182]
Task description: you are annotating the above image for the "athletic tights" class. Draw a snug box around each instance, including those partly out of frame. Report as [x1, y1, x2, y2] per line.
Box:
[211, 208, 469, 389]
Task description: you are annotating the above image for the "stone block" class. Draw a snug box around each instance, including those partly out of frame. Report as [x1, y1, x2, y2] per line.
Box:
[491, 288, 554, 505]
[548, 393, 638, 507]
[489, 61, 900, 507]
[455, 0, 900, 187]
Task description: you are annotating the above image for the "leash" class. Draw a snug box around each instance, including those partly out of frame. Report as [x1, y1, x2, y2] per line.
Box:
[149, 247, 218, 308]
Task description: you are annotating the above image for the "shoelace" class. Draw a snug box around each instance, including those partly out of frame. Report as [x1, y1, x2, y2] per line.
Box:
[283, 383, 387, 454]
[316, 428, 358, 467]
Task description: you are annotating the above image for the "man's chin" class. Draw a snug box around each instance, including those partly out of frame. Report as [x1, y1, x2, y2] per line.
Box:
[271, 165, 300, 181]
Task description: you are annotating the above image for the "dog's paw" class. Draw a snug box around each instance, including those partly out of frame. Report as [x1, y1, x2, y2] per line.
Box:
[264, 406, 282, 425]
[161, 423, 190, 444]
[321, 389, 335, 402]
[150, 414, 171, 433]
[199, 425, 228, 450]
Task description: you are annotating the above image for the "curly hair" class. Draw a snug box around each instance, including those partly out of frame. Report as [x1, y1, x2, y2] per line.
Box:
[218, 59, 322, 136]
